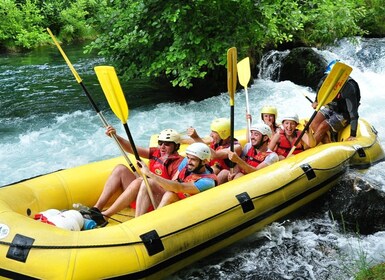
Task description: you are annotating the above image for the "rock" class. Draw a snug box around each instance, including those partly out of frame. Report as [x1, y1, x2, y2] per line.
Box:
[324, 173, 385, 235]
[279, 47, 327, 91]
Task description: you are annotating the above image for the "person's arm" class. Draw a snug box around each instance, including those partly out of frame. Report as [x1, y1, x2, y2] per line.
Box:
[227, 150, 264, 174]
[180, 127, 212, 144]
[268, 132, 280, 151]
[138, 160, 200, 194]
[106, 126, 149, 158]
[342, 80, 360, 139]
[211, 142, 242, 160]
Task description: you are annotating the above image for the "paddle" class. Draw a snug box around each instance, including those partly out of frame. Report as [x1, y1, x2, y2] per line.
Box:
[237, 57, 251, 144]
[227, 47, 237, 154]
[303, 92, 314, 103]
[94, 66, 157, 209]
[287, 62, 352, 157]
[46, 28, 139, 176]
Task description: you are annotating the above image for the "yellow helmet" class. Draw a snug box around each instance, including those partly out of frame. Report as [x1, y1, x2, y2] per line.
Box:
[210, 118, 231, 140]
[260, 106, 278, 120]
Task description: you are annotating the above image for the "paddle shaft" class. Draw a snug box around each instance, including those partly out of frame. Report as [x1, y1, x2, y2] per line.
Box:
[46, 28, 138, 175]
[237, 57, 252, 143]
[227, 47, 237, 153]
[94, 66, 157, 209]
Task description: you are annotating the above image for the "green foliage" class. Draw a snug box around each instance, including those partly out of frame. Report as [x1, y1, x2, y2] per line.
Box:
[85, 0, 371, 89]
[0, 0, 100, 50]
[42, 0, 100, 42]
[85, 0, 306, 88]
[298, 0, 367, 46]
[1, 0, 384, 87]
[359, 0, 385, 37]
[355, 263, 385, 280]
[0, 0, 47, 49]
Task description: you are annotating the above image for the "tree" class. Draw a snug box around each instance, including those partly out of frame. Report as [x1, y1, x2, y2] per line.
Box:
[85, 0, 305, 89]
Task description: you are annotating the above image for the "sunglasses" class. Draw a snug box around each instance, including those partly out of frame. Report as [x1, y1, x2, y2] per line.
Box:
[158, 141, 173, 146]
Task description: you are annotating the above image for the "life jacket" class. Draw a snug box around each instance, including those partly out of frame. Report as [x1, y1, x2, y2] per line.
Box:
[149, 148, 183, 179]
[209, 139, 239, 170]
[275, 130, 304, 158]
[331, 78, 361, 121]
[243, 147, 272, 168]
[176, 166, 218, 200]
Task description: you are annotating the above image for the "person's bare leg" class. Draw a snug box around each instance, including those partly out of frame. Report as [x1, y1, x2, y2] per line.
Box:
[102, 177, 143, 218]
[313, 121, 331, 144]
[310, 112, 325, 140]
[135, 181, 165, 217]
[217, 169, 230, 185]
[157, 191, 179, 208]
[94, 164, 136, 210]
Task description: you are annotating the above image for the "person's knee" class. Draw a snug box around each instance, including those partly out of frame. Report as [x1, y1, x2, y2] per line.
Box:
[112, 164, 129, 175]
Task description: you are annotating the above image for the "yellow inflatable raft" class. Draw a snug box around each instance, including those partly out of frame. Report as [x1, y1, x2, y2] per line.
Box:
[0, 118, 384, 279]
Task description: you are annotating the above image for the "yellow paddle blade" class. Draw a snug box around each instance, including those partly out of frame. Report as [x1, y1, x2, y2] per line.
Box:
[316, 62, 352, 111]
[227, 47, 237, 106]
[237, 57, 251, 88]
[94, 66, 129, 123]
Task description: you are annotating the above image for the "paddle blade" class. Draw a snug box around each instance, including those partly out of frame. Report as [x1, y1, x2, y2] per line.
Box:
[237, 57, 251, 88]
[227, 47, 237, 106]
[316, 62, 352, 111]
[95, 66, 129, 123]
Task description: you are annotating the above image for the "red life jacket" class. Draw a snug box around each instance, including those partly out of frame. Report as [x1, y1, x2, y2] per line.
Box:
[275, 130, 304, 158]
[149, 148, 183, 179]
[176, 166, 218, 200]
[209, 139, 239, 170]
[243, 146, 272, 168]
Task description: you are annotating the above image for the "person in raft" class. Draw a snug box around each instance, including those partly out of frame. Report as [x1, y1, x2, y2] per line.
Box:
[260, 105, 282, 138]
[87, 127, 184, 226]
[134, 142, 218, 216]
[183, 118, 242, 184]
[224, 123, 279, 181]
[310, 59, 361, 144]
[268, 114, 316, 160]
[246, 105, 281, 142]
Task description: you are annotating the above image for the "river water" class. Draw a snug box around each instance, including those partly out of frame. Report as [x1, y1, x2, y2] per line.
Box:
[1, 38, 385, 279]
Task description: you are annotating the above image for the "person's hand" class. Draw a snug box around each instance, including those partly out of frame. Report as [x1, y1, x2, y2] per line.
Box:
[246, 113, 252, 122]
[227, 150, 239, 163]
[105, 126, 116, 137]
[311, 102, 318, 110]
[346, 136, 357, 141]
[187, 127, 199, 139]
[228, 170, 236, 181]
[137, 160, 150, 176]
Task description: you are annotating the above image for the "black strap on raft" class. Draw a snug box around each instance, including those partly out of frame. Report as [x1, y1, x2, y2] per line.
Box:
[6, 234, 34, 262]
[300, 164, 316, 180]
[236, 192, 255, 213]
[140, 230, 164, 256]
[353, 145, 366, 158]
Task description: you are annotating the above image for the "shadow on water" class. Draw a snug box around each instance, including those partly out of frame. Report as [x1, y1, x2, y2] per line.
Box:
[1, 42, 224, 121]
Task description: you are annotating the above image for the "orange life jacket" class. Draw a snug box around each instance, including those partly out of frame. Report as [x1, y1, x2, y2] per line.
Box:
[149, 148, 183, 179]
[176, 166, 218, 200]
[244, 147, 272, 168]
[275, 129, 304, 158]
[209, 139, 239, 170]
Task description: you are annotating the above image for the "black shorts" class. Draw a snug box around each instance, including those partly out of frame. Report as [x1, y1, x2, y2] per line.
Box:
[320, 107, 348, 132]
